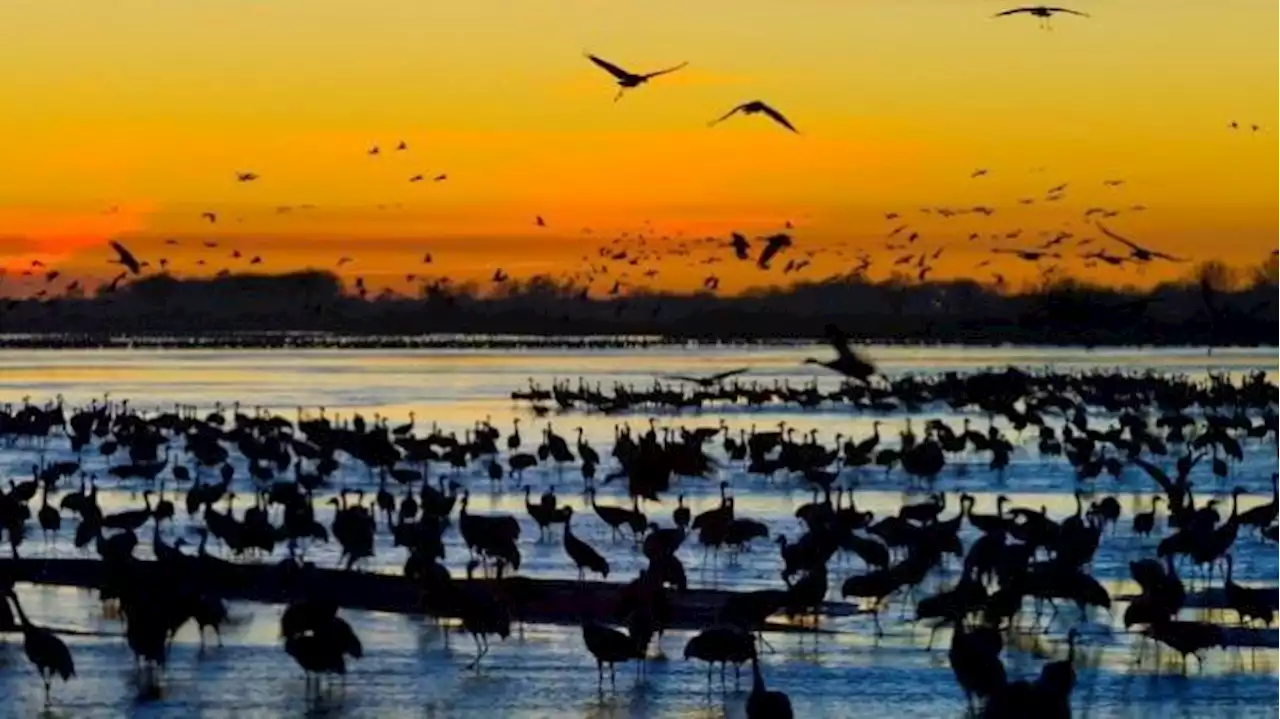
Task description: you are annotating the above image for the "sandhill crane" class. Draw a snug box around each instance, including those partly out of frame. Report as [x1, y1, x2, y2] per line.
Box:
[662, 368, 749, 388]
[673, 494, 691, 530]
[283, 611, 363, 696]
[683, 624, 756, 690]
[746, 656, 793, 718]
[994, 6, 1089, 28]
[584, 53, 688, 101]
[1097, 223, 1185, 262]
[581, 620, 643, 688]
[102, 490, 153, 531]
[805, 324, 877, 381]
[235, 172, 259, 182]
[37, 484, 60, 540]
[756, 234, 793, 269]
[710, 101, 799, 133]
[576, 428, 600, 465]
[5, 589, 75, 705]
[507, 418, 522, 450]
[108, 241, 142, 275]
[563, 507, 610, 580]
[458, 560, 512, 669]
[587, 487, 635, 540]
[730, 232, 751, 260]
[1133, 496, 1161, 537]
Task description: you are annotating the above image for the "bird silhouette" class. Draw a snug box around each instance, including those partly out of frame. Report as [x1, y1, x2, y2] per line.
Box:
[5, 589, 74, 706]
[757, 234, 793, 269]
[1096, 223, 1185, 262]
[729, 233, 752, 260]
[108, 241, 143, 275]
[971, 168, 989, 178]
[662, 368, 749, 388]
[994, 5, 1089, 26]
[409, 174, 424, 182]
[201, 212, 218, 223]
[710, 101, 799, 133]
[235, 172, 259, 182]
[805, 324, 877, 381]
[396, 140, 408, 150]
[434, 174, 448, 182]
[584, 53, 688, 101]
[536, 216, 546, 227]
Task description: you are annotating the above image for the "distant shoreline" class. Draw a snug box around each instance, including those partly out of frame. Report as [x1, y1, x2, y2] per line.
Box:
[0, 268, 1274, 349]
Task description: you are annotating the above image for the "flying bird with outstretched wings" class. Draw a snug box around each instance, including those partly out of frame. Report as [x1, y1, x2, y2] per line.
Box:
[661, 368, 749, 388]
[709, 101, 799, 133]
[108, 241, 142, 274]
[994, 5, 1089, 26]
[729, 232, 751, 260]
[584, 53, 688, 102]
[235, 172, 259, 182]
[805, 324, 877, 381]
[756, 233, 793, 269]
[1096, 223, 1185, 262]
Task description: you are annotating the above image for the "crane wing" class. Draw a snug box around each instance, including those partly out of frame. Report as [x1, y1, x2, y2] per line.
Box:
[823, 323, 855, 359]
[709, 104, 747, 127]
[641, 61, 688, 80]
[1044, 6, 1089, 15]
[994, 7, 1036, 16]
[707, 368, 749, 383]
[585, 54, 634, 81]
[758, 103, 799, 133]
[662, 375, 704, 384]
[108, 241, 141, 274]
[1095, 222, 1144, 253]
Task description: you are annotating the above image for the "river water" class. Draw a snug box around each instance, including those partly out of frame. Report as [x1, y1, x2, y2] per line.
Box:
[0, 344, 1275, 718]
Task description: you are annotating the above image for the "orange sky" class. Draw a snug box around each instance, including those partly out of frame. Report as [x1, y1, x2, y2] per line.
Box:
[0, 0, 1275, 297]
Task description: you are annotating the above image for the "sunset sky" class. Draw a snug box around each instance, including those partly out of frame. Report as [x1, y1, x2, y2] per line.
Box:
[0, 0, 1275, 296]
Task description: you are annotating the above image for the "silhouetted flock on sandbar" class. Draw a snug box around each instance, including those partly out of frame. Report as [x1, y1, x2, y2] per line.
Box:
[0, 361, 1275, 715]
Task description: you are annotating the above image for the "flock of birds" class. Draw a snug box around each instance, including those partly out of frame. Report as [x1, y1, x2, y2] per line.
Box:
[0, 170, 1226, 311]
[0, 351, 1274, 715]
[2, 15, 1271, 307]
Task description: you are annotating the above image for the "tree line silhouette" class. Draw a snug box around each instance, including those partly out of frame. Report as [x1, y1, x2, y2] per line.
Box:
[0, 262, 1273, 346]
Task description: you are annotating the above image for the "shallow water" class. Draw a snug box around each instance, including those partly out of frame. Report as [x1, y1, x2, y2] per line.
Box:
[0, 344, 1276, 717]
